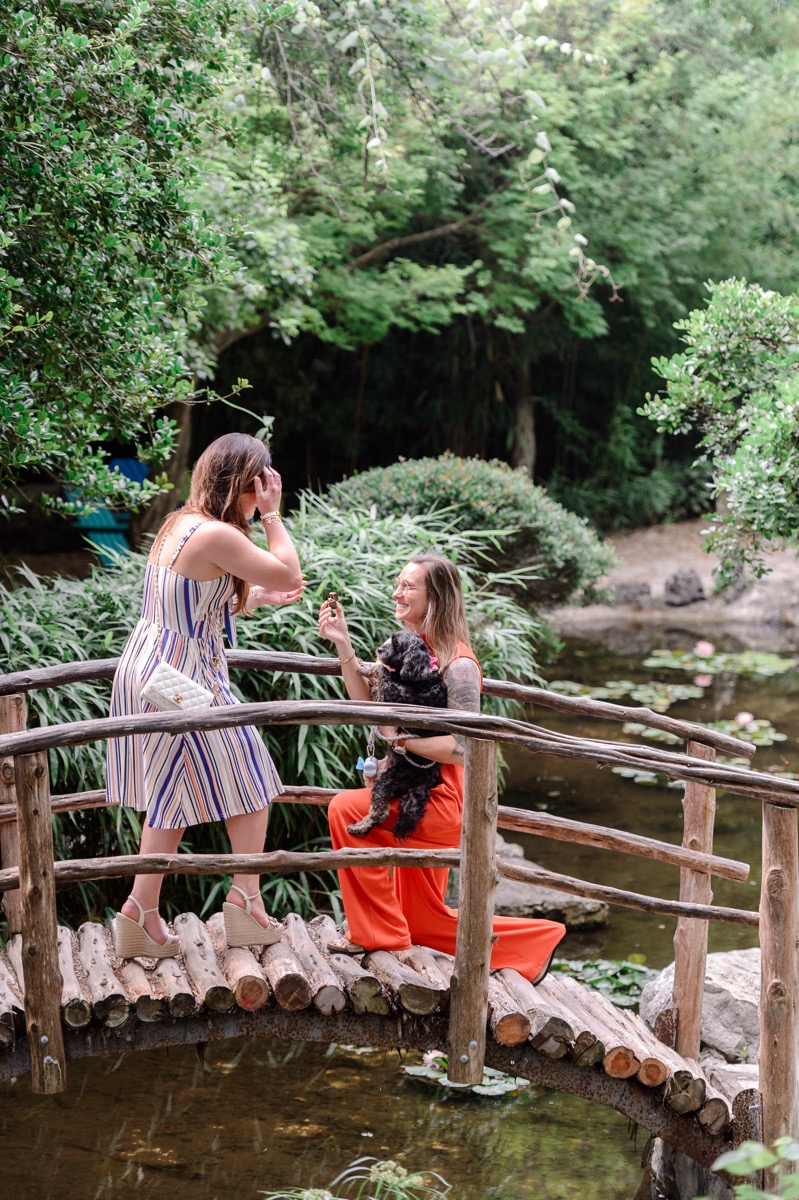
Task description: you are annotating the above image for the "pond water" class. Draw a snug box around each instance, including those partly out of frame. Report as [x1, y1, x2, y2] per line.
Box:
[3, 622, 797, 1198]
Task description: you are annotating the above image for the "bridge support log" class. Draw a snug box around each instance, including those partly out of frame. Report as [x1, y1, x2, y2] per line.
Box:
[448, 738, 498, 1085]
[15, 749, 67, 1094]
[0, 694, 25, 934]
[672, 741, 716, 1059]
[759, 800, 799, 1158]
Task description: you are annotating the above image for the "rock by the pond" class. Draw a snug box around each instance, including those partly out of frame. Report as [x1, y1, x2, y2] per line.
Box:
[613, 581, 652, 608]
[458, 835, 610, 930]
[639, 947, 760, 1063]
[663, 568, 705, 606]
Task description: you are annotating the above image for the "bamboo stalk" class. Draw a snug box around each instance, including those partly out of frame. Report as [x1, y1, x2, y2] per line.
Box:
[15, 750, 66, 1093]
[447, 739, 498, 1085]
[0, 694, 25, 933]
[673, 742, 716, 1059]
[759, 801, 799, 1158]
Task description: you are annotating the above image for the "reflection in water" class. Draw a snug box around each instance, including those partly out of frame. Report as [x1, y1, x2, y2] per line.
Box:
[4, 629, 793, 1197]
[0, 1040, 644, 1199]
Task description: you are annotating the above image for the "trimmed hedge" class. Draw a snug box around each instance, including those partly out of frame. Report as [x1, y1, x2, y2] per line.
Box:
[328, 454, 616, 605]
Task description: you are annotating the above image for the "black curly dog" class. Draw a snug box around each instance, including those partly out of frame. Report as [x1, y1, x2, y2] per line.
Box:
[348, 630, 449, 841]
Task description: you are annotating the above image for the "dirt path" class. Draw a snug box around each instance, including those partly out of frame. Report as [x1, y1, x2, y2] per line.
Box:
[551, 519, 799, 648]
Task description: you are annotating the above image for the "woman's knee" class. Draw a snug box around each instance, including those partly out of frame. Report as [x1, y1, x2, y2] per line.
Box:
[328, 789, 373, 844]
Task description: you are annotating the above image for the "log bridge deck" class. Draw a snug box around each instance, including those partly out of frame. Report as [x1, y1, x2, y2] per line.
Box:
[2, 647, 796, 1176]
[0, 911, 756, 1166]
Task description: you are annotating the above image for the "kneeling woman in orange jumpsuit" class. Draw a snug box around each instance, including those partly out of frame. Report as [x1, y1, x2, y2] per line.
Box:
[318, 554, 566, 984]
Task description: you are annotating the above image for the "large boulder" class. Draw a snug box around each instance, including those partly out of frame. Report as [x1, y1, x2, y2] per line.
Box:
[639, 948, 760, 1062]
[664, 568, 705, 606]
[450, 835, 610, 929]
[613, 581, 652, 608]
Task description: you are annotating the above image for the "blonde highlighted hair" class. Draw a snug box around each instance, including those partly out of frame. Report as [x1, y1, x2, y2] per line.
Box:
[410, 554, 472, 669]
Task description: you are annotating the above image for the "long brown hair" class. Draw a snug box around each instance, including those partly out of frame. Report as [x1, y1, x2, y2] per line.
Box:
[409, 554, 472, 669]
[161, 432, 271, 613]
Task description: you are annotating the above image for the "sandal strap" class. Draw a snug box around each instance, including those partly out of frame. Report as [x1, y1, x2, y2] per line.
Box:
[127, 896, 160, 925]
[228, 884, 261, 914]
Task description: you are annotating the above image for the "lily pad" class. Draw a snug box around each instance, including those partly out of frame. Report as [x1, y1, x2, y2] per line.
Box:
[642, 649, 797, 677]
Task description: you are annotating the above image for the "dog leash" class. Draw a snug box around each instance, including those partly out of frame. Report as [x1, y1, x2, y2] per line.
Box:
[357, 724, 439, 777]
[356, 727, 379, 779]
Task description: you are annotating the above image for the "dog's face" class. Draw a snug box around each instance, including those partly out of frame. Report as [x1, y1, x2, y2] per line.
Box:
[376, 630, 435, 683]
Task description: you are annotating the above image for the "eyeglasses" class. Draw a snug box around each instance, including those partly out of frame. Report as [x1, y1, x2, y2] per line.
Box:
[393, 579, 420, 595]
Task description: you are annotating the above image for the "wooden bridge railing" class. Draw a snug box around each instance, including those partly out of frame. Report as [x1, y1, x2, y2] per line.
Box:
[0, 651, 796, 1153]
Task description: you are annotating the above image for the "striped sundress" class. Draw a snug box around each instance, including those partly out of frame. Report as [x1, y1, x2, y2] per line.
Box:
[105, 522, 282, 829]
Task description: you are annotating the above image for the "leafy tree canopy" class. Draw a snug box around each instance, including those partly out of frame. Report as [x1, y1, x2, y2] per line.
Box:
[641, 278, 799, 587]
[202, 0, 799, 516]
[0, 0, 270, 513]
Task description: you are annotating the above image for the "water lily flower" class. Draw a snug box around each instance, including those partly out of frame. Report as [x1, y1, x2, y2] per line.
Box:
[423, 1049, 443, 1067]
[694, 675, 712, 688]
[693, 640, 715, 658]
[734, 711, 755, 726]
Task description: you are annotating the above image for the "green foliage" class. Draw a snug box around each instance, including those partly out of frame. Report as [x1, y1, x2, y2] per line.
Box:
[552, 958, 658, 1011]
[699, 1136, 799, 1200]
[403, 1051, 529, 1099]
[328, 455, 615, 606]
[642, 280, 799, 586]
[207, 0, 799, 532]
[0, 497, 547, 925]
[0, 0, 256, 512]
[259, 1155, 451, 1200]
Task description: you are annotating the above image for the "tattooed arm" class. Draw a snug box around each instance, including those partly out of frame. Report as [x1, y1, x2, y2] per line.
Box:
[401, 655, 481, 766]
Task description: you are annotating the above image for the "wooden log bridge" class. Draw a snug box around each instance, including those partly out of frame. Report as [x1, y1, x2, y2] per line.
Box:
[0, 910, 750, 1166]
[0, 649, 795, 1170]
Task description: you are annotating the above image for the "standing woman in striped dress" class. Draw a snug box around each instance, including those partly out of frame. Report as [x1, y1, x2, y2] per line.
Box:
[106, 433, 304, 959]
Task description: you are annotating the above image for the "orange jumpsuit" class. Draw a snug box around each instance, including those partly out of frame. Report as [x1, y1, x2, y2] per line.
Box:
[327, 643, 566, 982]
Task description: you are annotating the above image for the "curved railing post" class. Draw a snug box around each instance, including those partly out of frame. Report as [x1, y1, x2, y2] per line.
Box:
[671, 741, 716, 1058]
[759, 799, 799, 1158]
[447, 737, 498, 1085]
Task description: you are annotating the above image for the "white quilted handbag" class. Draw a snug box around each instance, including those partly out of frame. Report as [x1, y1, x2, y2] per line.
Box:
[141, 526, 220, 713]
[141, 660, 215, 712]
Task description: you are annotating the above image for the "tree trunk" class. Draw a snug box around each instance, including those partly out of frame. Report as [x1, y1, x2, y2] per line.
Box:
[508, 362, 536, 479]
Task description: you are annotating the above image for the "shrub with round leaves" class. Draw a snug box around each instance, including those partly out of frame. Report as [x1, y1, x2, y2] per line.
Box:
[327, 455, 615, 605]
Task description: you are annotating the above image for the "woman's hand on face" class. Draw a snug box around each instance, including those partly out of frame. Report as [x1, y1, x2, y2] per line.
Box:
[249, 581, 306, 609]
[253, 467, 283, 516]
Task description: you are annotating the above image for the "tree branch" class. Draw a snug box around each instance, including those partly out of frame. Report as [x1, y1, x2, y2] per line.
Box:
[349, 211, 483, 270]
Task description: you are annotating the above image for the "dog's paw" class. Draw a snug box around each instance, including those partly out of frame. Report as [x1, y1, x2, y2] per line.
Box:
[347, 819, 374, 837]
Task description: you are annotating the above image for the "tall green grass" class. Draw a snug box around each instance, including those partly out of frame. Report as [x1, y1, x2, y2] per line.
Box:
[1, 496, 546, 928]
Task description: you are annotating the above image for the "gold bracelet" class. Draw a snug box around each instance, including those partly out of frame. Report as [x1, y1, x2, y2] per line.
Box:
[261, 511, 282, 526]
[338, 651, 357, 666]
